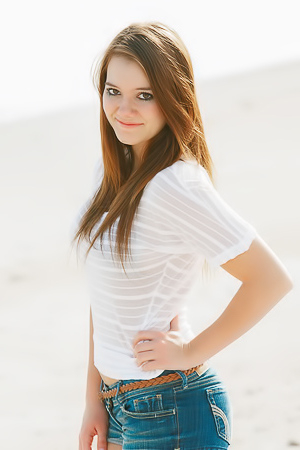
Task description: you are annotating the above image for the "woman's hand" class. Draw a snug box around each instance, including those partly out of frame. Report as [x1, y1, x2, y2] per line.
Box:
[79, 401, 109, 450]
[132, 315, 192, 371]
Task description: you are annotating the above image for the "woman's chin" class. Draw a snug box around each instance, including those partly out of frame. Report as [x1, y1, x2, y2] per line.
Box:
[116, 136, 138, 147]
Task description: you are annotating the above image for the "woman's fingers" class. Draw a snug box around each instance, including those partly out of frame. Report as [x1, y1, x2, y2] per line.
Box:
[169, 315, 179, 331]
[79, 404, 109, 450]
[79, 427, 96, 450]
[96, 427, 108, 450]
[132, 330, 162, 347]
[134, 339, 153, 354]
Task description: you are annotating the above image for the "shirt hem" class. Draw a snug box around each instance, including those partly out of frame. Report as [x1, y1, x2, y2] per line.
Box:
[209, 228, 257, 267]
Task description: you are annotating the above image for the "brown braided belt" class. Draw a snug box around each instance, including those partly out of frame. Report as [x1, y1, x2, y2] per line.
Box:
[98, 364, 203, 401]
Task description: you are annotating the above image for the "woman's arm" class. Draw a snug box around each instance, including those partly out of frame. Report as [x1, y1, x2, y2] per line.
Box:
[85, 307, 102, 406]
[185, 234, 293, 366]
[133, 237, 292, 371]
[78, 308, 109, 450]
[133, 235, 293, 371]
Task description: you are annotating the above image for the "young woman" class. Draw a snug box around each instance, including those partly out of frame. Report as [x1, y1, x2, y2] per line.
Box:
[71, 22, 293, 450]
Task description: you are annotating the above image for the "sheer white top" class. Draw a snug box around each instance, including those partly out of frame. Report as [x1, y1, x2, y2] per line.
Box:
[70, 157, 256, 380]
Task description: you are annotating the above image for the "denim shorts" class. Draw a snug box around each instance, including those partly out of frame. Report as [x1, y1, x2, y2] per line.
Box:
[100, 365, 232, 449]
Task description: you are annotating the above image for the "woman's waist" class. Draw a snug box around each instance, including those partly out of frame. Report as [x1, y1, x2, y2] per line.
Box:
[99, 372, 121, 386]
[99, 360, 211, 388]
[92, 313, 195, 345]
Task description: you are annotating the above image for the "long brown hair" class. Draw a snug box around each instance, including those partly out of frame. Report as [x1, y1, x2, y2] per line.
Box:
[72, 22, 213, 272]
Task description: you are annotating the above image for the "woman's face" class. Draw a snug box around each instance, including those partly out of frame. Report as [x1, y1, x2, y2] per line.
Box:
[103, 55, 166, 161]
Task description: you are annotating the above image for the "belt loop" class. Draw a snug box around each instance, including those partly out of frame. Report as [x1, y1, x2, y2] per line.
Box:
[99, 379, 107, 406]
[114, 380, 123, 407]
[175, 370, 188, 389]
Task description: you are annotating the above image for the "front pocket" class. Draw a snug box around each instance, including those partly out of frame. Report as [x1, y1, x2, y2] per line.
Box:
[206, 387, 231, 444]
[104, 399, 123, 429]
[121, 393, 176, 419]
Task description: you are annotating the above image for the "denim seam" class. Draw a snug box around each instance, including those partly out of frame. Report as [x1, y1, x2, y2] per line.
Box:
[106, 437, 123, 445]
[173, 378, 221, 393]
[133, 393, 163, 412]
[210, 404, 230, 442]
[173, 387, 181, 450]
[104, 400, 123, 431]
[206, 388, 231, 444]
[120, 404, 176, 419]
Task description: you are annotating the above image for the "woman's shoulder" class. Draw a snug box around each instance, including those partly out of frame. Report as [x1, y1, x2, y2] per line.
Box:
[140, 159, 214, 216]
[147, 158, 211, 193]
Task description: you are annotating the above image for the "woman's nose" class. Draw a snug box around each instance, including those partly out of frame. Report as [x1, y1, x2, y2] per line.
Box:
[117, 97, 136, 116]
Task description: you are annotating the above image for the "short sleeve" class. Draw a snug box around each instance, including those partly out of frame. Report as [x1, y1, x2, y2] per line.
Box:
[147, 162, 257, 267]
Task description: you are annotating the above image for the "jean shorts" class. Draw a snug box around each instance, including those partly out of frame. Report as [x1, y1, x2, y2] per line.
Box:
[101, 365, 232, 449]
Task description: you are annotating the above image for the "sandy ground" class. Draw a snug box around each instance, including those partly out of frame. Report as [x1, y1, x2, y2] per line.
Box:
[0, 60, 300, 449]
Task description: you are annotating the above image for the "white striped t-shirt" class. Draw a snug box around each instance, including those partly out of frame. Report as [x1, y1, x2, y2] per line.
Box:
[70, 157, 256, 380]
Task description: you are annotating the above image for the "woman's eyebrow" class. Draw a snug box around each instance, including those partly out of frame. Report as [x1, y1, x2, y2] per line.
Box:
[105, 82, 152, 90]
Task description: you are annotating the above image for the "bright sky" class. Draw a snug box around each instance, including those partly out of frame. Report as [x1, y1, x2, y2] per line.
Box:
[1, 0, 300, 122]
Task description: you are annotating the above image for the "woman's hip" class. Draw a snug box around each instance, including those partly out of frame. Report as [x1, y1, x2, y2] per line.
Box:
[103, 365, 232, 449]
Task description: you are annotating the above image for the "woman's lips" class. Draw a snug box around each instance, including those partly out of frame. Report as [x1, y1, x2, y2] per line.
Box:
[116, 118, 143, 127]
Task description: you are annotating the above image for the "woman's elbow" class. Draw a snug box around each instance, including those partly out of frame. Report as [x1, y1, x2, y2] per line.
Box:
[258, 260, 293, 302]
[279, 270, 293, 295]
[223, 235, 294, 297]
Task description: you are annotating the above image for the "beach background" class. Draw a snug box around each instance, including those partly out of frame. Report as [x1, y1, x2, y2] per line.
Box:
[1, 1, 300, 449]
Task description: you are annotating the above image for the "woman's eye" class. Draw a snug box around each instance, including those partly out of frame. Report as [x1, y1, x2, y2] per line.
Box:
[106, 88, 119, 96]
[138, 92, 153, 101]
[106, 88, 153, 101]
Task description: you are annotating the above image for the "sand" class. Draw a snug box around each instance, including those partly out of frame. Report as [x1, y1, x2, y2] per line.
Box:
[0, 60, 299, 449]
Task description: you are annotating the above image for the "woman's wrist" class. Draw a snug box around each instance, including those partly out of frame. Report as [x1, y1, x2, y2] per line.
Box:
[85, 394, 105, 410]
[184, 341, 204, 368]
[85, 378, 103, 408]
